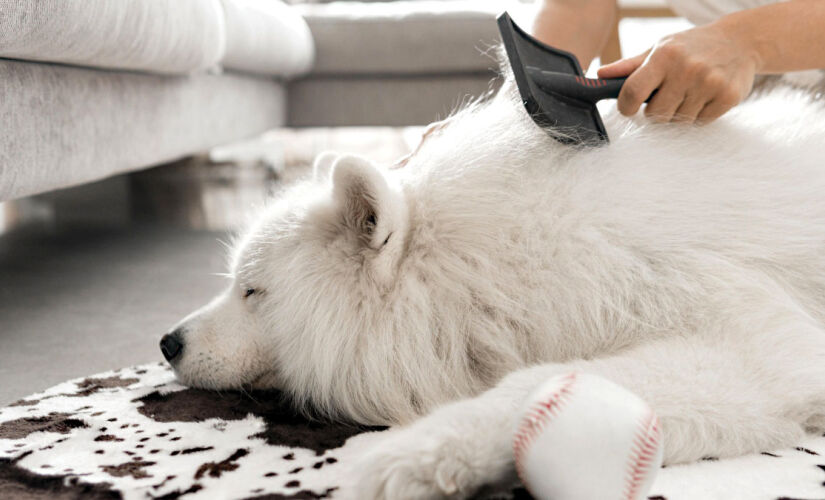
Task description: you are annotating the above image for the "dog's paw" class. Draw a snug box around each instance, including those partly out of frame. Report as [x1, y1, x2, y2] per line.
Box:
[353, 426, 486, 499]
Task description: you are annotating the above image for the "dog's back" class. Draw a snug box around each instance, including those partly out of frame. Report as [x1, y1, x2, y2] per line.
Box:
[391, 83, 825, 369]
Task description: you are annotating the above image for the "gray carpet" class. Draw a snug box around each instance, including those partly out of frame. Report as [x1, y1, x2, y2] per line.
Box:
[0, 223, 227, 405]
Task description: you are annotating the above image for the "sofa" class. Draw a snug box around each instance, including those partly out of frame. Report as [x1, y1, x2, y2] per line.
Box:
[0, 0, 506, 202]
[0, 0, 313, 201]
[288, 1, 506, 127]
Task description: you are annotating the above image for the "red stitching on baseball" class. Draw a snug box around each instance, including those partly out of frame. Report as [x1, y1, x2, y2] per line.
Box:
[622, 409, 661, 500]
[512, 372, 578, 485]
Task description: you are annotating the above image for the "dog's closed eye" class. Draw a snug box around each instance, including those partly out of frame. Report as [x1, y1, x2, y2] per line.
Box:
[365, 214, 377, 234]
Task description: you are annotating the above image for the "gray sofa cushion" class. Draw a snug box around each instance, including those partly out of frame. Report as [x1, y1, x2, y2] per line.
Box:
[220, 0, 314, 77]
[0, 60, 286, 201]
[295, 1, 509, 75]
[287, 74, 498, 126]
[0, 0, 226, 74]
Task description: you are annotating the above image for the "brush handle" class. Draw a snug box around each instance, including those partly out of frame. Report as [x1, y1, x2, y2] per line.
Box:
[584, 76, 658, 103]
[526, 67, 655, 105]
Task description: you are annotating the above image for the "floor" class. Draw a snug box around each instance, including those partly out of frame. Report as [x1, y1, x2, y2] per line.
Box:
[0, 223, 227, 405]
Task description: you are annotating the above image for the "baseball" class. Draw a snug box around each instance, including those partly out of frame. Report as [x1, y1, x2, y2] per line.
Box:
[513, 372, 663, 500]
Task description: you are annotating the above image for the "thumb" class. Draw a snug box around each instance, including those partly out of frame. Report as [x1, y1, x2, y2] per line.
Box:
[598, 51, 648, 79]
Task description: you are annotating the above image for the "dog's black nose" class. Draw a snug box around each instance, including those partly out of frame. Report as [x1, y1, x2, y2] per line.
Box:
[160, 329, 184, 362]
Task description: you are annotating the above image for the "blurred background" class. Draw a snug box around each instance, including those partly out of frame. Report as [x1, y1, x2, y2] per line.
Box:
[0, 0, 689, 404]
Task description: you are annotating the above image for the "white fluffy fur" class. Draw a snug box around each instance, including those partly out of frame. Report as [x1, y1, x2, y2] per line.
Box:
[168, 79, 825, 498]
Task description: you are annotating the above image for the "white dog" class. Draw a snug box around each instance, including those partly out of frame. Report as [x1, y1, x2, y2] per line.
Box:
[162, 78, 825, 498]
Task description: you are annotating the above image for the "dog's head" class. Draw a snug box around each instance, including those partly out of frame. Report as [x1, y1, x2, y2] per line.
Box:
[161, 82, 556, 425]
[162, 153, 417, 422]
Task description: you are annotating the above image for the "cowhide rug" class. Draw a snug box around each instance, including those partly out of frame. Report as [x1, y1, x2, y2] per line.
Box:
[1, 363, 824, 500]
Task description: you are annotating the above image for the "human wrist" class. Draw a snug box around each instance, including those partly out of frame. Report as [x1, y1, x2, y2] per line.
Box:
[713, 13, 768, 74]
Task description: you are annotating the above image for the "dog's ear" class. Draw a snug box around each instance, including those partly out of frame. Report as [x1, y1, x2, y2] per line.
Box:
[332, 155, 407, 251]
[313, 151, 339, 181]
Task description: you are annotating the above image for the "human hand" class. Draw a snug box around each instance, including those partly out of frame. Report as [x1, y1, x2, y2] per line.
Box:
[597, 22, 761, 124]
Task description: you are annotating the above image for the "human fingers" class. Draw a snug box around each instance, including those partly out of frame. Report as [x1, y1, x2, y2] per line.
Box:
[696, 95, 737, 123]
[695, 75, 743, 123]
[642, 76, 688, 122]
[672, 91, 708, 123]
[615, 52, 665, 116]
[597, 51, 648, 79]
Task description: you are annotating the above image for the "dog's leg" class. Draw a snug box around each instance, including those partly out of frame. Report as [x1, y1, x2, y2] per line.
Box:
[353, 301, 825, 499]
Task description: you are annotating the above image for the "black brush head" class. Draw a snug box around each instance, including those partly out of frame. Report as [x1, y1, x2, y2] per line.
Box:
[497, 12, 609, 145]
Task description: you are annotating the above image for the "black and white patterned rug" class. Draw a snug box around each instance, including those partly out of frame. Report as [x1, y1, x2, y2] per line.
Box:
[1, 363, 824, 499]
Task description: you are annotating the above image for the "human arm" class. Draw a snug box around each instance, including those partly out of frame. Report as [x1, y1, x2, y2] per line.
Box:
[598, 0, 825, 123]
[532, 0, 618, 71]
